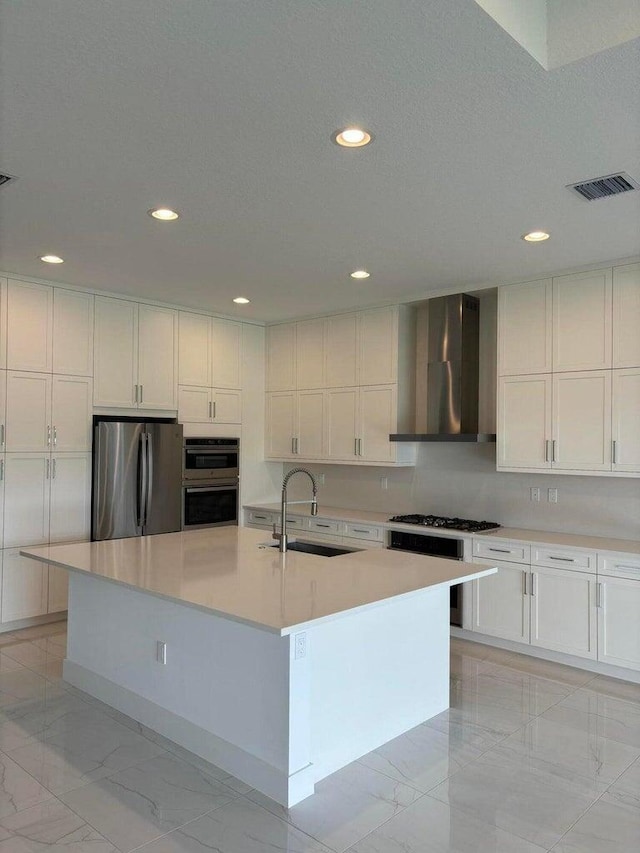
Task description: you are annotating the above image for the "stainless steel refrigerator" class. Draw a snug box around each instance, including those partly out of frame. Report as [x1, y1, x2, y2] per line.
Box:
[92, 421, 183, 541]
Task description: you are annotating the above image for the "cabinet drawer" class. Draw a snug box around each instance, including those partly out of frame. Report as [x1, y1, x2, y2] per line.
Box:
[343, 536, 384, 549]
[343, 522, 384, 542]
[246, 510, 275, 527]
[473, 539, 530, 564]
[532, 546, 596, 573]
[598, 553, 640, 580]
[309, 518, 341, 536]
[283, 515, 309, 531]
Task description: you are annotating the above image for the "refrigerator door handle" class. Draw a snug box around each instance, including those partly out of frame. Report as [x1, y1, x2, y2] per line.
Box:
[138, 433, 148, 529]
[145, 431, 154, 527]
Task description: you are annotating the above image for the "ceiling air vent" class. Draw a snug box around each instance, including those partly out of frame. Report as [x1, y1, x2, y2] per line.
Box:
[567, 172, 639, 201]
[0, 174, 15, 188]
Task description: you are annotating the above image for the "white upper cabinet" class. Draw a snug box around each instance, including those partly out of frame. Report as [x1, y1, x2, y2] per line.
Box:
[212, 390, 242, 423]
[498, 375, 552, 469]
[297, 390, 325, 459]
[212, 319, 242, 389]
[53, 289, 94, 376]
[498, 280, 552, 375]
[6, 280, 53, 372]
[178, 385, 210, 423]
[266, 392, 296, 458]
[179, 312, 211, 386]
[326, 387, 359, 460]
[51, 375, 93, 451]
[94, 297, 138, 408]
[0, 278, 7, 369]
[326, 313, 358, 387]
[137, 305, 178, 410]
[296, 319, 326, 389]
[0, 370, 6, 451]
[613, 263, 640, 368]
[552, 371, 611, 471]
[267, 324, 296, 391]
[359, 385, 397, 463]
[5, 371, 52, 452]
[612, 368, 640, 473]
[359, 307, 399, 385]
[552, 269, 612, 371]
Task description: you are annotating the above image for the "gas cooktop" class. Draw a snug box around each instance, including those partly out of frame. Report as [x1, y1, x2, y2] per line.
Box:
[388, 514, 501, 533]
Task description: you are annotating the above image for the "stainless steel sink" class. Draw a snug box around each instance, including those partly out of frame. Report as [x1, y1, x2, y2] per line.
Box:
[262, 540, 363, 558]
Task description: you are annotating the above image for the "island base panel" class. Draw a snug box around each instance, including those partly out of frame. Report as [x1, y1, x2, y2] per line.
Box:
[63, 572, 450, 806]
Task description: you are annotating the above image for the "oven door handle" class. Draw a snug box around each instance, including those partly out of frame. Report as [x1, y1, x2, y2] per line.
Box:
[185, 448, 237, 455]
[185, 485, 238, 493]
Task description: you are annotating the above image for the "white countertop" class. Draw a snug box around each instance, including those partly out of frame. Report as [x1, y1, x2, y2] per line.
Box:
[245, 503, 640, 554]
[21, 527, 495, 635]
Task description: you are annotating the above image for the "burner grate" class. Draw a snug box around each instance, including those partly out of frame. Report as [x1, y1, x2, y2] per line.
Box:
[389, 514, 500, 532]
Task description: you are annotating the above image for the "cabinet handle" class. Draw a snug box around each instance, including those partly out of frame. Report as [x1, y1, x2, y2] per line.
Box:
[612, 440, 618, 465]
[358, 438, 363, 456]
[489, 547, 511, 554]
[315, 523, 331, 528]
[596, 582, 602, 608]
[208, 401, 212, 418]
[46, 458, 50, 479]
[549, 555, 575, 562]
[544, 439, 550, 462]
[52, 458, 56, 479]
[522, 570, 527, 595]
[140, 385, 143, 404]
[0, 460, 3, 481]
[134, 384, 138, 403]
[47, 425, 51, 447]
[212, 400, 216, 420]
[530, 571, 536, 596]
[552, 439, 556, 463]
[0, 424, 4, 448]
[292, 437, 296, 454]
[352, 528, 370, 534]
[53, 426, 57, 447]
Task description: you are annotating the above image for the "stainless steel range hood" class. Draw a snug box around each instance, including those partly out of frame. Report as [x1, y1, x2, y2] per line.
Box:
[390, 293, 496, 442]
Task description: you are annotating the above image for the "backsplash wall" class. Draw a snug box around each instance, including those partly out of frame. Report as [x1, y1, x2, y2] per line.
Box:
[284, 445, 640, 540]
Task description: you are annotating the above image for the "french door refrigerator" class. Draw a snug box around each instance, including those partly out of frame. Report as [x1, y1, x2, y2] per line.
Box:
[92, 421, 183, 541]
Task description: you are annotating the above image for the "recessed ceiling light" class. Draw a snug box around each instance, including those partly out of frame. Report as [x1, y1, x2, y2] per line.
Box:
[40, 254, 64, 264]
[350, 269, 371, 279]
[522, 230, 550, 242]
[332, 127, 373, 148]
[233, 296, 250, 304]
[148, 207, 180, 221]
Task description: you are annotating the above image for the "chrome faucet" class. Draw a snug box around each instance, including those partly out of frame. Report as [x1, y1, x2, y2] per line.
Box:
[272, 467, 318, 553]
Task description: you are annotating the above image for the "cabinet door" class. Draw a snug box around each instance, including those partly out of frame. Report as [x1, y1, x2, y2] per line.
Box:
[359, 307, 398, 385]
[530, 568, 597, 659]
[179, 312, 211, 386]
[48, 565, 69, 613]
[0, 277, 6, 369]
[359, 385, 396, 463]
[553, 269, 612, 371]
[326, 387, 358, 460]
[49, 453, 91, 543]
[0, 370, 6, 451]
[471, 558, 529, 643]
[266, 392, 296, 458]
[296, 318, 325, 389]
[598, 576, 640, 670]
[498, 280, 552, 375]
[93, 297, 138, 408]
[3, 454, 51, 547]
[53, 289, 94, 375]
[613, 263, 640, 368]
[266, 324, 296, 391]
[552, 371, 611, 471]
[138, 305, 178, 410]
[1, 549, 48, 622]
[497, 375, 552, 469]
[612, 368, 640, 473]
[325, 314, 358, 387]
[51, 375, 92, 451]
[6, 280, 53, 372]
[212, 319, 242, 389]
[297, 390, 325, 458]
[212, 390, 242, 424]
[5, 371, 52, 452]
[178, 385, 211, 423]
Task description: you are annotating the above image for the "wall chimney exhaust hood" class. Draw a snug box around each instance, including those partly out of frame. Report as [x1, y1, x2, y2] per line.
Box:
[390, 293, 496, 443]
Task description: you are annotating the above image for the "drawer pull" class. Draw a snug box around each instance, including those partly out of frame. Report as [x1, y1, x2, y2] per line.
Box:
[315, 523, 331, 528]
[352, 528, 370, 534]
[489, 548, 511, 554]
[549, 556, 575, 562]
[611, 564, 640, 574]
[253, 515, 267, 520]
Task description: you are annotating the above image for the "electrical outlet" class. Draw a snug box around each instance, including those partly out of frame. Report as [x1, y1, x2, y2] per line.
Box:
[317, 473, 325, 486]
[380, 476, 388, 490]
[294, 633, 306, 659]
[530, 487, 540, 502]
[156, 641, 167, 664]
[548, 488, 558, 503]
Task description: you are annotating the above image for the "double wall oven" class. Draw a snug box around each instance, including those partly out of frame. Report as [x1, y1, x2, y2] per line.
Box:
[182, 437, 239, 529]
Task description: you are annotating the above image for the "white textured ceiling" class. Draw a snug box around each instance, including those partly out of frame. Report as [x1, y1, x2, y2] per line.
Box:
[0, 0, 638, 322]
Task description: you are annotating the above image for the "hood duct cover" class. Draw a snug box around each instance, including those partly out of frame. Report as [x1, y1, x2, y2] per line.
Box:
[390, 293, 496, 442]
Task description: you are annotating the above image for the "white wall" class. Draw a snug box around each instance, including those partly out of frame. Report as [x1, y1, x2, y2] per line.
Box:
[285, 447, 640, 540]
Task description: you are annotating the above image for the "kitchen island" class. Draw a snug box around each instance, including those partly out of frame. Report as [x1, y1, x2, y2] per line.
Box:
[21, 526, 496, 806]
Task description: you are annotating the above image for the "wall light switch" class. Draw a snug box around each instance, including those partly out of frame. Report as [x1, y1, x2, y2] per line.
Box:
[294, 633, 306, 659]
[548, 488, 558, 503]
[317, 473, 325, 485]
[380, 476, 388, 490]
[530, 487, 540, 502]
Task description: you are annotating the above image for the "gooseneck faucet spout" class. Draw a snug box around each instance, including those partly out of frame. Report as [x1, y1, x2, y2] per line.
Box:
[272, 468, 318, 553]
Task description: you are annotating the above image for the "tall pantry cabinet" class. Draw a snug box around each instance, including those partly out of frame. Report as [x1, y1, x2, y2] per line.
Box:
[0, 279, 93, 625]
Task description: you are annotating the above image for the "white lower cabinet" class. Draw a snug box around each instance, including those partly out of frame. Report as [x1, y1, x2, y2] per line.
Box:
[3, 454, 51, 548]
[471, 558, 530, 643]
[530, 567, 597, 659]
[49, 453, 91, 543]
[1, 549, 48, 623]
[597, 575, 640, 670]
[47, 565, 69, 614]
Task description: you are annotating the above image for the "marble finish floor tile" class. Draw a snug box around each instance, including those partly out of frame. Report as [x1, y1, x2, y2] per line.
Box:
[7, 707, 168, 794]
[450, 668, 572, 717]
[542, 688, 640, 748]
[32, 634, 68, 656]
[135, 797, 331, 853]
[584, 674, 640, 704]
[60, 752, 239, 852]
[0, 670, 68, 710]
[496, 715, 640, 786]
[0, 797, 117, 852]
[248, 761, 421, 853]
[349, 793, 549, 853]
[10, 623, 67, 641]
[0, 653, 26, 674]
[0, 688, 91, 751]
[0, 752, 53, 819]
[608, 755, 640, 808]
[552, 792, 640, 852]
[487, 652, 595, 688]
[24, 659, 65, 685]
[423, 706, 524, 752]
[428, 746, 605, 849]
[358, 721, 485, 793]
[2, 642, 65, 669]
[0, 633, 20, 648]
